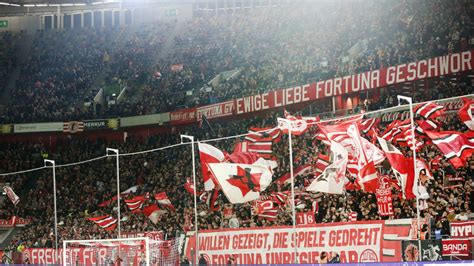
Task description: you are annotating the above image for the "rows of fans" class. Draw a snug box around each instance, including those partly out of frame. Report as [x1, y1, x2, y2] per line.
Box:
[1, 89, 473, 253]
[0, 0, 471, 123]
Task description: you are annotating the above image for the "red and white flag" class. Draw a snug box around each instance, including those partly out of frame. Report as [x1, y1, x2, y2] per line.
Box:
[347, 124, 379, 193]
[275, 164, 313, 185]
[377, 136, 416, 200]
[270, 191, 289, 206]
[3, 186, 19, 206]
[414, 101, 444, 119]
[243, 127, 281, 158]
[315, 153, 330, 174]
[307, 141, 348, 194]
[184, 178, 202, 196]
[458, 97, 474, 130]
[154, 192, 175, 211]
[348, 212, 358, 222]
[359, 118, 380, 134]
[208, 162, 273, 203]
[143, 204, 165, 224]
[124, 196, 145, 213]
[252, 200, 278, 221]
[88, 215, 117, 231]
[425, 130, 474, 168]
[278, 118, 308, 136]
[200, 189, 220, 211]
[198, 142, 226, 191]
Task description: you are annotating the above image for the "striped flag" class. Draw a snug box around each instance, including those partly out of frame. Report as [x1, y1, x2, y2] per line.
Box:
[359, 118, 380, 134]
[198, 142, 226, 191]
[244, 127, 281, 158]
[315, 153, 330, 174]
[348, 212, 358, 222]
[414, 102, 444, 119]
[154, 192, 175, 211]
[425, 130, 474, 168]
[88, 215, 117, 231]
[124, 196, 145, 213]
[275, 164, 313, 185]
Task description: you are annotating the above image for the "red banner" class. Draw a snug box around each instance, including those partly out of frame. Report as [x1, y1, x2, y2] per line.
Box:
[185, 219, 418, 264]
[0, 216, 30, 227]
[235, 50, 474, 115]
[169, 108, 196, 125]
[450, 221, 474, 239]
[442, 239, 472, 257]
[296, 212, 315, 225]
[196, 101, 234, 121]
[376, 188, 393, 216]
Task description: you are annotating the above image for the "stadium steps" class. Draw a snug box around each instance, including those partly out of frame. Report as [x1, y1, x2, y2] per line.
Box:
[0, 33, 34, 105]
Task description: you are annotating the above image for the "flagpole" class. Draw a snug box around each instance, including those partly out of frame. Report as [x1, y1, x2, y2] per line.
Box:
[397, 95, 422, 261]
[106, 148, 121, 238]
[281, 118, 298, 263]
[181, 135, 199, 265]
[44, 160, 59, 255]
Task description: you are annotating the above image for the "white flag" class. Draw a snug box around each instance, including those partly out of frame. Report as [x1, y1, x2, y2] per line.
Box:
[208, 163, 273, 203]
[307, 141, 348, 194]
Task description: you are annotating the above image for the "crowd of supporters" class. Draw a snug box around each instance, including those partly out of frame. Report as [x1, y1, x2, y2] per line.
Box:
[0, 0, 472, 262]
[0, 0, 472, 123]
[0, 31, 20, 96]
[0, 92, 473, 253]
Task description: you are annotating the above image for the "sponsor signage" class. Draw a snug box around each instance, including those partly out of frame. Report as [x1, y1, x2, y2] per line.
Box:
[83, 119, 119, 130]
[14, 122, 63, 133]
[196, 101, 234, 121]
[450, 221, 474, 239]
[442, 239, 472, 257]
[402, 240, 448, 261]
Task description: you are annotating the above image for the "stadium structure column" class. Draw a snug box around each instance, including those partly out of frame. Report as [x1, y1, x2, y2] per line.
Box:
[181, 135, 200, 265]
[44, 160, 59, 255]
[106, 148, 122, 237]
[397, 95, 422, 261]
[278, 119, 299, 263]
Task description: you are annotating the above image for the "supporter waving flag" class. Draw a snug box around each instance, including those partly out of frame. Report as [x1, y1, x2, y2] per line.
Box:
[207, 162, 273, 204]
[458, 97, 474, 130]
[198, 142, 226, 191]
[3, 186, 19, 206]
[425, 130, 474, 168]
[414, 101, 444, 119]
[88, 215, 117, 231]
[154, 192, 175, 211]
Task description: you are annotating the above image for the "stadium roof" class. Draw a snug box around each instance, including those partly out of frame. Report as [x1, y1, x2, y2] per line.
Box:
[0, 0, 192, 7]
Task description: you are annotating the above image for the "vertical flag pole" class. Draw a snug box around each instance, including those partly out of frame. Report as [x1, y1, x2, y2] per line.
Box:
[280, 119, 298, 263]
[106, 148, 121, 238]
[181, 135, 199, 265]
[44, 160, 59, 257]
[397, 95, 422, 261]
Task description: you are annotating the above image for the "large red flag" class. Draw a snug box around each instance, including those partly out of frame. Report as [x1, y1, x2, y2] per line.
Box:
[425, 130, 474, 168]
[414, 101, 444, 119]
[377, 136, 416, 200]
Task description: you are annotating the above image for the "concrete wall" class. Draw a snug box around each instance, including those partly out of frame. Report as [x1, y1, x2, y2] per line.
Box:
[0, 15, 40, 32]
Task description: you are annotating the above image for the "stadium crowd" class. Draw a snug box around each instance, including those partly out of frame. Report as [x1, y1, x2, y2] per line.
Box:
[0, 0, 471, 123]
[0, 0, 472, 263]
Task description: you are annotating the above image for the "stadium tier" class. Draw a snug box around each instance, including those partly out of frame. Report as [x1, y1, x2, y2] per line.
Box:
[0, 0, 473, 265]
